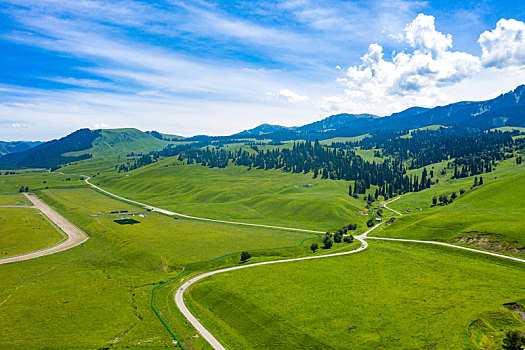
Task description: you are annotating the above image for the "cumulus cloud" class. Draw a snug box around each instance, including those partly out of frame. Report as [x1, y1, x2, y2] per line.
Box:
[93, 123, 110, 129]
[404, 13, 452, 57]
[11, 122, 27, 128]
[327, 14, 481, 114]
[267, 89, 310, 103]
[479, 18, 525, 68]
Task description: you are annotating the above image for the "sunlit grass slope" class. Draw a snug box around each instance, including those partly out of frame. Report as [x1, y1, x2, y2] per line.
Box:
[93, 159, 370, 232]
[377, 159, 525, 256]
[0, 208, 65, 258]
[64, 128, 172, 158]
[0, 193, 32, 205]
[0, 185, 314, 349]
[186, 240, 525, 349]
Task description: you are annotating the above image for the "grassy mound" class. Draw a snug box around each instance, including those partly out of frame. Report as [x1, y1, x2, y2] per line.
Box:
[92, 159, 370, 232]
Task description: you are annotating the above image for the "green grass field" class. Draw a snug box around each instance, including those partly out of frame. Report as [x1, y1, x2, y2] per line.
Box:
[378, 159, 525, 257]
[41, 187, 315, 270]
[83, 159, 372, 232]
[186, 240, 525, 349]
[0, 208, 66, 258]
[0, 171, 85, 193]
[0, 185, 319, 349]
[1, 139, 524, 349]
[0, 193, 32, 205]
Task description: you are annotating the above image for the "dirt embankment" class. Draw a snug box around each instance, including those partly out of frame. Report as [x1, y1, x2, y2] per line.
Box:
[456, 232, 525, 256]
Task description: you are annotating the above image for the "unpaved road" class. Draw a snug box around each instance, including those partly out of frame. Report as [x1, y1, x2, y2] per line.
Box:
[80, 178, 525, 349]
[365, 237, 525, 263]
[0, 193, 88, 265]
[174, 226, 375, 350]
[176, 219, 525, 350]
[382, 196, 402, 216]
[85, 177, 325, 234]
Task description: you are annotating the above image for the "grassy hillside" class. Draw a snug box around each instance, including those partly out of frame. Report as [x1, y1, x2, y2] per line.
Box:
[377, 158, 525, 257]
[65, 128, 171, 158]
[89, 159, 373, 232]
[186, 240, 525, 349]
[0, 128, 173, 170]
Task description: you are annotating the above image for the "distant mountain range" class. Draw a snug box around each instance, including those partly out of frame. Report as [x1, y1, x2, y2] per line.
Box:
[1, 84, 524, 169]
[0, 141, 41, 156]
[0, 128, 175, 169]
[235, 85, 525, 139]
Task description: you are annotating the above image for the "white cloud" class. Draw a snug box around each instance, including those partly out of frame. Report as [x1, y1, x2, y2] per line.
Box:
[479, 18, 525, 68]
[12, 122, 27, 128]
[326, 14, 481, 115]
[42, 77, 116, 89]
[267, 89, 310, 103]
[0, 84, 318, 140]
[279, 89, 310, 103]
[93, 123, 110, 129]
[404, 13, 452, 57]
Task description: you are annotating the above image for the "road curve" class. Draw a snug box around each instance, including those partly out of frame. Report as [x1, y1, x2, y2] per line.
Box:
[382, 196, 402, 216]
[0, 193, 89, 265]
[81, 177, 525, 348]
[174, 225, 377, 350]
[178, 224, 525, 350]
[84, 177, 325, 234]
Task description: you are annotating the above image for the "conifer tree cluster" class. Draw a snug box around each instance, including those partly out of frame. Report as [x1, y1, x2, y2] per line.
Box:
[174, 140, 433, 198]
[118, 154, 157, 172]
[337, 127, 513, 170]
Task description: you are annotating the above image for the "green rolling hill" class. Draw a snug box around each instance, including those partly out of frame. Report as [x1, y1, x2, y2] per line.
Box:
[0, 128, 173, 169]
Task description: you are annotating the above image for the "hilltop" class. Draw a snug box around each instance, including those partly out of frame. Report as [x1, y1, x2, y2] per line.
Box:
[0, 128, 172, 169]
[234, 85, 525, 139]
[1, 84, 524, 170]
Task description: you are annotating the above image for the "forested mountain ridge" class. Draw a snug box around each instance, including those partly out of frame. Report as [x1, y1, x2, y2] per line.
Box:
[0, 129, 100, 169]
[235, 85, 525, 139]
[0, 128, 170, 169]
[0, 141, 41, 156]
[2, 85, 524, 169]
[235, 124, 296, 136]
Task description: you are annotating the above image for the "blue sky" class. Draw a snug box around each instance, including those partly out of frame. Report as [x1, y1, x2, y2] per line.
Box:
[1, 0, 524, 140]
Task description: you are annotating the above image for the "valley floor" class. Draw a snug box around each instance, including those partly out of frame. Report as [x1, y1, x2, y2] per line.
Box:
[0, 150, 524, 349]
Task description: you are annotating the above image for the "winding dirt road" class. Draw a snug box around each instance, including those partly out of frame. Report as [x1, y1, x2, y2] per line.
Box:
[176, 220, 525, 350]
[382, 196, 402, 216]
[0, 193, 89, 265]
[85, 177, 324, 234]
[174, 227, 374, 350]
[81, 178, 525, 349]
[365, 236, 525, 263]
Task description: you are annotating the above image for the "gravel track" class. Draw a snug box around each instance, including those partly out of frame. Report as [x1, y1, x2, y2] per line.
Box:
[0, 193, 88, 265]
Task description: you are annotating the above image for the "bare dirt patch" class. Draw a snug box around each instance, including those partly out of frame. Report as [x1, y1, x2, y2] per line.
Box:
[456, 232, 525, 256]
